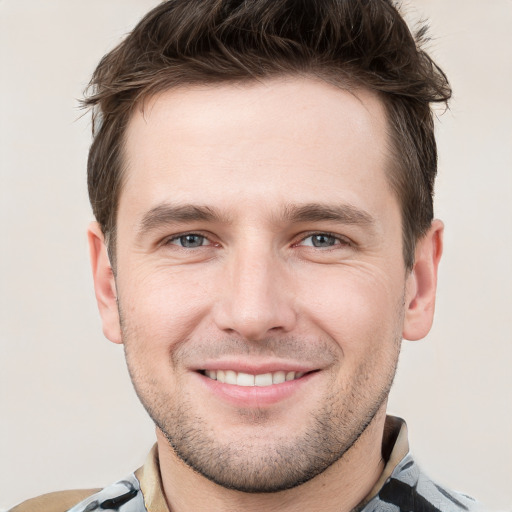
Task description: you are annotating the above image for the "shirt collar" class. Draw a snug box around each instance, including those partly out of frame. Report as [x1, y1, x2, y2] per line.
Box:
[356, 415, 409, 509]
[135, 415, 409, 512]
[135, 445, 170, 512]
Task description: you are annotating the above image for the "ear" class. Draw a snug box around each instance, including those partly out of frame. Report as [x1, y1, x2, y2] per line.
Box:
[402, 219, 444, 341]
[87, 222, 122, 344]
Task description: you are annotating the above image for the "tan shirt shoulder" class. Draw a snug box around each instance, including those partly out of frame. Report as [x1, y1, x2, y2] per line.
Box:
[9, 489, 100, 512]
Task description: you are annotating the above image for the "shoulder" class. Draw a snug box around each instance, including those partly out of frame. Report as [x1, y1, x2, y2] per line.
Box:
[9, 472, 146, 512]
[368, 453, 484, 512]
[9, 489, 100, 512]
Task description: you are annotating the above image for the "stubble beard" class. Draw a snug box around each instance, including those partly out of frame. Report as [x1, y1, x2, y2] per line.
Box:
[120, 308, 403, 493]
[123, 346, 401, 492]
[159, 376, 394, 493]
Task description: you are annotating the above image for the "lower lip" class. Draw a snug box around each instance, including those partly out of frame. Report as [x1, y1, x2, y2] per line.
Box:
[196, 372, 317, 407]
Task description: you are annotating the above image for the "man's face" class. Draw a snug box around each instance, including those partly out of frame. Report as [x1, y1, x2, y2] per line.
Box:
[96, 78, 426, 492]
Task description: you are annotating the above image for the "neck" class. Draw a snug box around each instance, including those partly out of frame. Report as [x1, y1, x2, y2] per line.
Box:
[156, 407, 387, 512]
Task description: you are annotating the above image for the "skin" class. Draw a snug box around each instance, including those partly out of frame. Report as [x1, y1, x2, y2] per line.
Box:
[89, 77, 443, 512]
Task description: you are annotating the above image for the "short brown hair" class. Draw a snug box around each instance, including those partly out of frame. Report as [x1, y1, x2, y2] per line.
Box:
[84, 0, 451, 269]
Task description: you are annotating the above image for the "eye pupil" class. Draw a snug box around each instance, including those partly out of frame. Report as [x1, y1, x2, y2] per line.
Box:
[312, 234, 335, 247]
[180, 234, 204, 248]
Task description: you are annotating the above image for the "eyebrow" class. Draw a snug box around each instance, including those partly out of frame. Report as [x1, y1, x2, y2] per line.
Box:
[281, 203, 375, 227]
[136, 201, 376, 240]
[138, 204, 228, 235]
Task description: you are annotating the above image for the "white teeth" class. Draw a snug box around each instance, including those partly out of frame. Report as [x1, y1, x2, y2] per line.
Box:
[255, 373, 273, 386]
[236, 372, 255, 386]
[272, 371, 286, 384]
[225, 370, 237, 385]
[204, 369, 306, 386]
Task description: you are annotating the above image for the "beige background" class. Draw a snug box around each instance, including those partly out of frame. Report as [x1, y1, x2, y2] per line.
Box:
[1, 1, 511, 510]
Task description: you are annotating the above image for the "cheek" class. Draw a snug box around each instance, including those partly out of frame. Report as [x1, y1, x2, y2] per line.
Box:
[117, 264, 215, 351]
[296, 263, 405, 352]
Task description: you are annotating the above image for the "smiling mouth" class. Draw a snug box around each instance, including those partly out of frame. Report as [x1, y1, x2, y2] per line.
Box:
[199, 370, 314, 387]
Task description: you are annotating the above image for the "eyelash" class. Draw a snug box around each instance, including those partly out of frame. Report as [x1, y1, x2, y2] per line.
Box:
[164, 232, 213, 248]
[163, 231, 352, 250]
[295, 232, 352, 249]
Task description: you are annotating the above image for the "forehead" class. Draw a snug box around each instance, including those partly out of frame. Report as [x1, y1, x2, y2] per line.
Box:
[120, 77, 394, 221]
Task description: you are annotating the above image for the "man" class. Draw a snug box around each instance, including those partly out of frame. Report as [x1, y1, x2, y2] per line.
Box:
[11, 0, 482, 511]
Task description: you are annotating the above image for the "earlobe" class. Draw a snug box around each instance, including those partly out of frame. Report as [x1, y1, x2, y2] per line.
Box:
[402, 219, 444, 341]
[87, 222, 122, 344]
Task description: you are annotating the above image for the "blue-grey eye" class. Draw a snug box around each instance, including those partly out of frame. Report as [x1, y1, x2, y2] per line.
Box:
[175, 234, 207, 248]
[309, 234, 338, 247]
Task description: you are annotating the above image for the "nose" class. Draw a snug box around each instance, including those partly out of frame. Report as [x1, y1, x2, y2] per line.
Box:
[212, 246, 297, 341]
